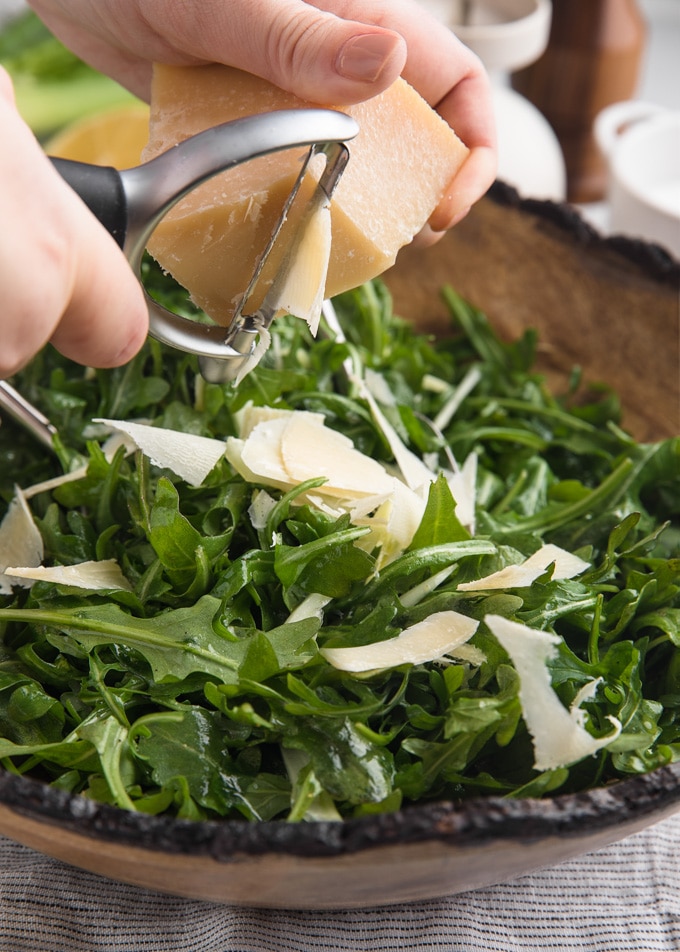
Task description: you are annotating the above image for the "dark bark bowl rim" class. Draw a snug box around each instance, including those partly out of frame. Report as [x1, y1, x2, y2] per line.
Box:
[2, 761, 679, 861]
[487, 179, 680, 286]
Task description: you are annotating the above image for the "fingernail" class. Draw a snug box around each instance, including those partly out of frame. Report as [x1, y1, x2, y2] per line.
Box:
[336, 33, 402, 83]
[449, 205, 472, 227]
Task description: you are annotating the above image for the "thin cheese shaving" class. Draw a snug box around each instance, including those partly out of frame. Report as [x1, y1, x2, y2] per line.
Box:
[446, 452, 477, 535]
[93, 419, 226, 486]
[228, 411, 391, 498]
[485, 614, 621, 770]
[351, 371, 434, 493]
[348, 478, 426, 568]
[458, 544, 590, 591]
[235, 404, 325, 439]
[433, 366, 482, 432]
[234, 326, 272, 386]
[286, 593, 332, 624]
[447, 643, 487, 666]
[270, 197, 331, 336]
[400, 566, 457, 608]
[5, 559, 133, 592]
[0, 488, 44, 594]
[321, 610, 479, 672]
[279, 413, 394, 499]
[352, 372, 477, 532]
[226, 407, 429, 565]
[248, 488, 277, 530]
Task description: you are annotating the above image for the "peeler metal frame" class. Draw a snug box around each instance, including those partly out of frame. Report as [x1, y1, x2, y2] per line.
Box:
[51, 108, 359, 381]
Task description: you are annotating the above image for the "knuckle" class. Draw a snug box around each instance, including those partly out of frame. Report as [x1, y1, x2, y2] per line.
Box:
[266, 7, 330, 82]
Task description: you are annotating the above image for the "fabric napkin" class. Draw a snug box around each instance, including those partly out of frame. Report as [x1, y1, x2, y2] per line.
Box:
[1, 813, 679, 952]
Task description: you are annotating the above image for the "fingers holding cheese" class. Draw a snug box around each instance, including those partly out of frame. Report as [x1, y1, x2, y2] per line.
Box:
[29, 0, 496, 224]
[142, 63, 470, 329]
[314, 1, 498, 228]
[221, 1, 408, 104]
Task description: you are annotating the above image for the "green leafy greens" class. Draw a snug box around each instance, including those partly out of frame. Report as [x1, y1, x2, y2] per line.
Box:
[1, 274, 678, 822]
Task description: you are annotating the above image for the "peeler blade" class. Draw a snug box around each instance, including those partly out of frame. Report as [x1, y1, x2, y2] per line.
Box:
[198, 139, 350, 385]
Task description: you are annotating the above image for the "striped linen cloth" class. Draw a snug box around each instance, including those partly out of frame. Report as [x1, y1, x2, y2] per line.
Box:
[0, 814, 679, 952]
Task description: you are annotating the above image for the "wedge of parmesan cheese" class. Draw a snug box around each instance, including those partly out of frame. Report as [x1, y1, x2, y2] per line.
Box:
[142, 63, 469, 327]
[485, 614, 621, 770]
[321, 610, 479, 673]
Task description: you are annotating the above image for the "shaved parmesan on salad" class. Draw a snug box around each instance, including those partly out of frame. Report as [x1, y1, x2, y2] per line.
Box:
[458, 544, 590, 591]
[486, 614, 621, 770]
[321, 610, 479, 672]
[93, 418, 226, 486]
[0, 273, 675, 823]
[4, 559, 132, 592]
[226, 406, 428, 563]
[0, 488, 43, 594]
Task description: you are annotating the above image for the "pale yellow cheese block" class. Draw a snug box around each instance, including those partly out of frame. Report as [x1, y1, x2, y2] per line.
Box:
[142, 64, 469, 327]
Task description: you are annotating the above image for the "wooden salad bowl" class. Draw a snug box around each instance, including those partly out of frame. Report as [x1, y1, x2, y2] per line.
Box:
[0, 183, 678, 909]
[385, 181, 679, 443]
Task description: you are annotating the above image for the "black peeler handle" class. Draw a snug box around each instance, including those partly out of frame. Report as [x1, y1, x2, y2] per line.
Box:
[50, 157, 128, 249]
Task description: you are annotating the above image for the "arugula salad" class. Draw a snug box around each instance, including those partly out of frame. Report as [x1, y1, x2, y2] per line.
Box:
[0, 273, 678, 823]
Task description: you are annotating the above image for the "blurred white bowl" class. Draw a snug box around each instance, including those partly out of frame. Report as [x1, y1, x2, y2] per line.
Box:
[420, 0, 553, 72]
[492, 85, 566, 200]
[595, 100, 680, 257]
[0, 0, 26, 28]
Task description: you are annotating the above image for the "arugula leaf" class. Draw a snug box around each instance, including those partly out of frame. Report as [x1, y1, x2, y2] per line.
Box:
[130, 707, 263, 819]
[408, 474, 471, 548]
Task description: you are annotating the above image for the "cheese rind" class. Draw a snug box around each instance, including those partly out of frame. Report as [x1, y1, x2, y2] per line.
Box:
[143, 64, 469, 326]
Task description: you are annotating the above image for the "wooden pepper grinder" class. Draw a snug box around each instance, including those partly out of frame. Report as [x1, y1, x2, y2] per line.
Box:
[511, 0, 647, 203]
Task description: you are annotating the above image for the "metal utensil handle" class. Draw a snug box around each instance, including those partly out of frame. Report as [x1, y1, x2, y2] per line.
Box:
[0, 380, 58, 450]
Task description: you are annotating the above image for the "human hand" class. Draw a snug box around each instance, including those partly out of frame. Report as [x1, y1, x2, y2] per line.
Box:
[0, 66, 147, 377]
[27, 0, 496, 230]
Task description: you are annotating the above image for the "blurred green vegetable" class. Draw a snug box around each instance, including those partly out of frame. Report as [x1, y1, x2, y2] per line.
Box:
[0, 9, 138, 138]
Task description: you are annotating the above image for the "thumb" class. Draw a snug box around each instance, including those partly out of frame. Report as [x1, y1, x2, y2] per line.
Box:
[187, 1, 407, 105]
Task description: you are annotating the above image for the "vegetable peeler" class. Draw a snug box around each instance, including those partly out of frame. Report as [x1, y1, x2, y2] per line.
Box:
[50, 108, 359, 383]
